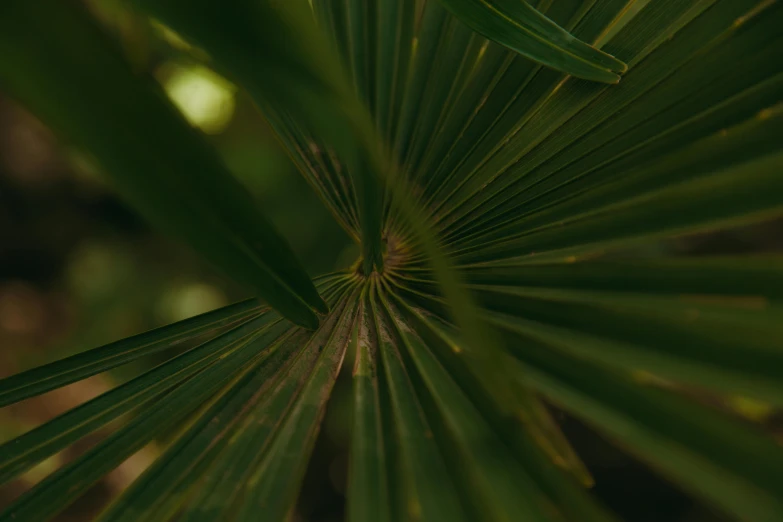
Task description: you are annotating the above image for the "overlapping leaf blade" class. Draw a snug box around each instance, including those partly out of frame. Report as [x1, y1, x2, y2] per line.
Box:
[388, 283, 783, 522]
[1, 318, 291, 521]
[387, 294, 616, 522]
[380, 293, 563, 522]
[97, 281, 359, 522]
[0, 276, 350, 521]
[436, 0, 627, 83]
[0, 0, 325, 328]
[129, 0, 388, 273]
[0, 312, 278, 485]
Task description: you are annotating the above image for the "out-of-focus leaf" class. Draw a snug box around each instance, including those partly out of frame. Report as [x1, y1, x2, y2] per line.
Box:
[0, 0, 326, 328]
[133, 2, 515, 454]
[130, 0, 387, 274]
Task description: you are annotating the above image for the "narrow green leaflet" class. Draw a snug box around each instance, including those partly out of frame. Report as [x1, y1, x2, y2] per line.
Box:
[435, 0, 626, 83]
[369, 283, 468, 522]
[0, 318, 292, 522]
[388, 297, 616, 522]
[0, 313, 277, 485]
[390, 270, 783, 405]
[347, 289, 391, 522]
[169, 279, 355, 522]
[446, 103, 783, 248]
[233, 289, 359, 521]
[506, 330, 783, 522]
[384, 276, 594, 487]
[380, 292, 557, 522]
[388, 282, 783, 522]
[430, 0, 759, 232]
[0, 298, 263, 407]
[0, 0, 326, 328]
[93, 327, 304, 522]
[457, 151, 783, 263]
[464, 256, 783, 297]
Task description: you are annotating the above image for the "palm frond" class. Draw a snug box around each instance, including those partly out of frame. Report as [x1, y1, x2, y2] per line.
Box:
[0, 310, 276, 484]
[0, 0, 781, 521]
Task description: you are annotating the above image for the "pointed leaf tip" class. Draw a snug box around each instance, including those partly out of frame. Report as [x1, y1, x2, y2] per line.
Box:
[437, 0, 627, 83]
[0, 0, 324, 329]
[314, 295, 330, 315]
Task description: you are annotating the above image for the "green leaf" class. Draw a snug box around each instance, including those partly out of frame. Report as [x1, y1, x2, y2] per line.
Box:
[379, 292, 563, 522]
[430, 0, 764, 232]
[3, 0, 783, 521]
[97, 281, 359, 521]
[0, 298, 263, 408]
[0, 319, 291, 522]
[152, 277, 354, 522]
[464, 256, 783, 297]
[372, 0, 416, 141]
[457, 150, 783, 263]
[132, 4, 511, 437]
[348, 289, 391, 522]
[368, 282, 468, 522]
[384, 277, 594, 487]
[93, 326, 304, 521]
[383, 284, 783, 522]
[0, 312, 279, 486]
[506, 330, 783, 522]
[131, 0, 387, 274]
[436, 0, 626, 83]
[234, 289, 359, 521]
[0, 0, 325, 328]
[390, 271, 783, 405]
[0, 275, 346, 518]
[387, 296, 616, 522]
[446, 102, 783, 249]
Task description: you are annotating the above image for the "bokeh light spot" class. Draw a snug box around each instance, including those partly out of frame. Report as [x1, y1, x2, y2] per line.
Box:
[161, 64, 236, 134]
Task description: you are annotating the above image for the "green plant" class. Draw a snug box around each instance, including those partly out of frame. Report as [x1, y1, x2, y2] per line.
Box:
[1, 0, 782, 520]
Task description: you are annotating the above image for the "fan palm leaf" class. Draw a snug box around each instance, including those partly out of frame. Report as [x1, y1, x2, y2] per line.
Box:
[0, 0, 781, 521]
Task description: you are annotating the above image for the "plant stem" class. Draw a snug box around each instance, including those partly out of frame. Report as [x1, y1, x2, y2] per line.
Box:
[341, 101, 386, 276]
